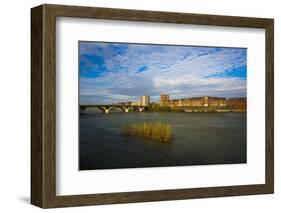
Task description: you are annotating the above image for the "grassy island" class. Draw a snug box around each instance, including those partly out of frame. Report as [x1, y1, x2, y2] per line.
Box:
[122, 122, 173, 143]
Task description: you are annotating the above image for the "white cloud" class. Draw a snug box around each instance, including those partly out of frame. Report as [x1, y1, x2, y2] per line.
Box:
[80, 43, 246, 104]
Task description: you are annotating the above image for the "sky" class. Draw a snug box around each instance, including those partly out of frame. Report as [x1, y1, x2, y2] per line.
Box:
[79, 41, 247, 104]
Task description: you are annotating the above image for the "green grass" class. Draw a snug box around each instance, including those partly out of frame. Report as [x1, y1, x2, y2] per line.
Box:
[122, 122, 173, 143]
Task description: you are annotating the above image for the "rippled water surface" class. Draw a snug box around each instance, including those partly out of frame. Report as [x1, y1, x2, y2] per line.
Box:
[79, 112, 246, 170]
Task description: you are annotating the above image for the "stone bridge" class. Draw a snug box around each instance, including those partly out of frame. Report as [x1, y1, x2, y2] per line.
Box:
[80, 104, 146, 114]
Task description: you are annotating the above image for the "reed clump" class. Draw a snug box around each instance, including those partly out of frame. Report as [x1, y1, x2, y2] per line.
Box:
[122, 122, 173, 143]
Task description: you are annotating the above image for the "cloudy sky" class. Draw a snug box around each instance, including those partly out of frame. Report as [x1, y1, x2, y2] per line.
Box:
[79, 41, 246, 104]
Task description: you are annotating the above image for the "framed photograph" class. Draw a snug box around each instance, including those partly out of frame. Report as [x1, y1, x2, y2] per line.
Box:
[31, 4, 274, 208]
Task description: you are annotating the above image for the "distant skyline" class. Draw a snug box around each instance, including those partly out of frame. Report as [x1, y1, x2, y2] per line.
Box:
[79, 41, 247, 104]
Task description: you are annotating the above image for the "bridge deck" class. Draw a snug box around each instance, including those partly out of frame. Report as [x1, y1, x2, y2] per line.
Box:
[80, 105, 144, 107]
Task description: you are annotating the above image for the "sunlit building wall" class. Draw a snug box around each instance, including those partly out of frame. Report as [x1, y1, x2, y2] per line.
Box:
[140, 95, 150, 106]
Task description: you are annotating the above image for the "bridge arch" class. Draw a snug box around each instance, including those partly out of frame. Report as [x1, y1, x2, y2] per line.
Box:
[80, 105, 147, 114]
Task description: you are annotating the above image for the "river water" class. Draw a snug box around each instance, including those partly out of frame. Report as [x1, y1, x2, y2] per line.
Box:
[79, 112, 246, 170]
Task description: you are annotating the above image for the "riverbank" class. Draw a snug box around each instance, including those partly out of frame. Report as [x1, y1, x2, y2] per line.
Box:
[146, 105, 246, 113]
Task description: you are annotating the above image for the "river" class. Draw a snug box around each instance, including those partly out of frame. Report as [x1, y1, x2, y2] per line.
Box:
[79, 112, 246, 170]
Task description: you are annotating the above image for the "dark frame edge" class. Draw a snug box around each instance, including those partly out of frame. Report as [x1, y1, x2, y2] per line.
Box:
[31, 4, 57, 208]
[41, 3, 273, 28]
[31, 4, 274, 209]
[45, 184, 270, 208]
[31, 5, 44, 208]
[265, 19, 274, 194]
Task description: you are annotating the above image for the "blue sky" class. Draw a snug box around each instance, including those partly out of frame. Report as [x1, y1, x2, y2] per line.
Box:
[79, 41, 247, 104]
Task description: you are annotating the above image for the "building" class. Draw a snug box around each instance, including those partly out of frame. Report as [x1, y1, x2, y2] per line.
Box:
[207, 96, 227, 107]
[160, 94, 170, 105]
[131, 101, 140, 106]
[160, 95, 227, 108]
[140, 95, 150, 107]
[226, 98, 246, 110]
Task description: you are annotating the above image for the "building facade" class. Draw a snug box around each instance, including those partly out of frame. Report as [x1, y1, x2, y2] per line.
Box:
[119, 94, 246, 111]
[160, 94, 170, 105]
[164, 96, 227, 108]
[226, 98, 246, 110]
[140, 95, 150, 107]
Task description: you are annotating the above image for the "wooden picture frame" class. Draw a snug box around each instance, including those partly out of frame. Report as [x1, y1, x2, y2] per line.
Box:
[31, 4, 274, 208]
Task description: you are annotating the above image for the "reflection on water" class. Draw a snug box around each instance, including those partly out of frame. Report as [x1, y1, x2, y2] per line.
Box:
[79, 112, 246, 170]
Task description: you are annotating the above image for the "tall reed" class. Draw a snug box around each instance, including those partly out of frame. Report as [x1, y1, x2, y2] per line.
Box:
[122, 122, 173, 143]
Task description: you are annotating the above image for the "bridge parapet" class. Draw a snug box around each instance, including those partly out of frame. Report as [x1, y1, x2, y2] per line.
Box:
[80, 105, 146, 114]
